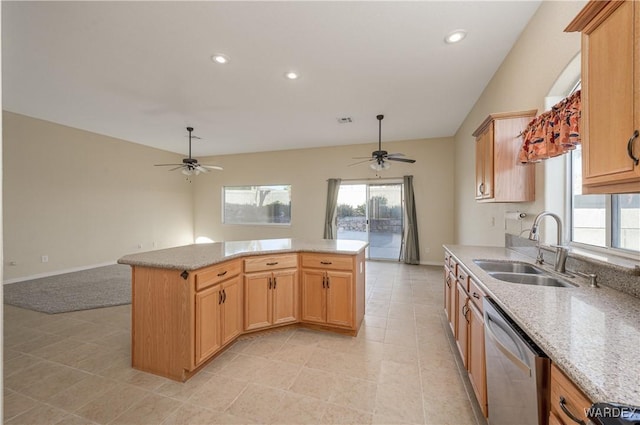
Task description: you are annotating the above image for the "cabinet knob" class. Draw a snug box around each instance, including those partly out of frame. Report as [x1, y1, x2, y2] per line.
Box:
[217, 270, 228, 277]
[627, 130, 639, 165]
[266, 262, 279, 266]
[320, 261, 332, 265]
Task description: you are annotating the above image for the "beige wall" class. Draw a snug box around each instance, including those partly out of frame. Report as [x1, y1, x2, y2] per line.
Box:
[453, 0, 584, 246]
[2, 112, 195, 281]
[193, 137, 455, 264]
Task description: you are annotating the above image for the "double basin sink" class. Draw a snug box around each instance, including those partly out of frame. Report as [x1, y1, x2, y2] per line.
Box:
[473, 260, 576, 288]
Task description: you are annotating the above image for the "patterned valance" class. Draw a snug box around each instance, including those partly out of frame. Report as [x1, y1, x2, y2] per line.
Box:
[518, 90, 581, 163]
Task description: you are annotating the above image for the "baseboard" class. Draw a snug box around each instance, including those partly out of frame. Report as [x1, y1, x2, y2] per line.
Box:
[3, 261, 119, 285]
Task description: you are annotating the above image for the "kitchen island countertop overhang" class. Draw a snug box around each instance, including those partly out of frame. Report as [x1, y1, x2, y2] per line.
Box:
[118, 238, 368, 270]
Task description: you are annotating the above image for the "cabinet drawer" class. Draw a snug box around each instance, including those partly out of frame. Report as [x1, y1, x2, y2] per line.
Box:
[468, 278, 485, 312]
[550, 364, 592, 425]
[456, 267, 469, 291]
[300, 253, 353, 271]
[244, 254, 298, 273]
[448, 256, 457, 274]
[195, 260, 242, 291]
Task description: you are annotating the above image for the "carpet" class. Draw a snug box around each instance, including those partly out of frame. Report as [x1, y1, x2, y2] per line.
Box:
[3, 264, 131, 314]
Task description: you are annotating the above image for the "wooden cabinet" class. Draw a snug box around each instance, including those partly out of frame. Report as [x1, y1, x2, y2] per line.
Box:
[473, 110, 537, 202]
[443, 251, 488, 418]
[549, 363, 593, 425]
[566, 0, 640, 194]
[244, 254, 298, 331]
[300, 252, 364, 331]
[467, 278, 487, 418]
[128, 248, 365, 381]
[195, 274, 242, 365]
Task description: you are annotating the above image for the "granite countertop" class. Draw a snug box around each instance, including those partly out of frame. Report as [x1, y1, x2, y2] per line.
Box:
[118, 238, 368, 270]
[444, 245, 640, 407]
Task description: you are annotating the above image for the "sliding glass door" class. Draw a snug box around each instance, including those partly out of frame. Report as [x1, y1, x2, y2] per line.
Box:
[336, 183, 404, 260]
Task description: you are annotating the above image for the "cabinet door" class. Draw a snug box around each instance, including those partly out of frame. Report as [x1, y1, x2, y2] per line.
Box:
[301, 269, 326, 324]
[326, 271, 354, 328]
[195, 284, 221, 365]
[581, 0, 640, 191]
[475, 127, 494, 199]
[468, 301, 487, 418]
[244, 272, 272, 331]
[455, 282, 469, 368]
[443, 266, 451, 320]
[272, 269, 298, 325]
[221, 276, 243, 346]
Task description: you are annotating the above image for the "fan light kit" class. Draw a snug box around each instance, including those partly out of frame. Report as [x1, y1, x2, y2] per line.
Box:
[285, 71, 300, 80]
[155, 127, 223, 176]
[349, 115, 416, 171]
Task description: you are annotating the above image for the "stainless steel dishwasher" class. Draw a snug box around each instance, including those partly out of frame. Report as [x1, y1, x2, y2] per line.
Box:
[484, 297, 550, 425]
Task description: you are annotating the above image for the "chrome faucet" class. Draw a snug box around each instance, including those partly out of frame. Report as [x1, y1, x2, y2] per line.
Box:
[528, 211, 569, 273]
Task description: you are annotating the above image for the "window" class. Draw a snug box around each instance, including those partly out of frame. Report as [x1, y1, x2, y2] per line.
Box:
[223, 185, 291, 225]
[570, 146, 640, 254]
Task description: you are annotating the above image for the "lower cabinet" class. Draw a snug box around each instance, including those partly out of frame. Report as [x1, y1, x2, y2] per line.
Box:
[549, 363, 592, 425]
[444, 253, 488, 418]
[195, 275, 243, 365]
[244, 268, 298, 331]
[301, 268, 354, 328]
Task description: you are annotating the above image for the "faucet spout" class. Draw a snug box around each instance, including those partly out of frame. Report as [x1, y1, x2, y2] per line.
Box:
[529, 211, 567, 273]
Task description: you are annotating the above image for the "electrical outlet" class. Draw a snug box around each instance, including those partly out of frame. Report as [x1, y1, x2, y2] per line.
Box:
[137, 243, 143, 249]
[9, 261, 17, 266]
[41, 255, 49, 263]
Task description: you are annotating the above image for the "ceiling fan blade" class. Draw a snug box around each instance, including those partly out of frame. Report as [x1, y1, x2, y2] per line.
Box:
[195, 165, 209, 173]
[348, 158, 375, 167]
[168, 166, 184, 171]
[155, 164, 184, 167]
[386, 153, 406, 157]
[387, 157, 416, 163]
[201, 165, 224, 171]
[351, 156, 374, 159]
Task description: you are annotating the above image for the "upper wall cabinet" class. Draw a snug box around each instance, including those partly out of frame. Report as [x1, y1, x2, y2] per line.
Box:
[473, 110, 537, 203]
[566, 0, 640, 194]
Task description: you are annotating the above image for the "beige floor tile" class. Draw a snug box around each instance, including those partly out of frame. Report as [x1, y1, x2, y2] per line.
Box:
[200, 349, 238, 374]
[5, 403, 69, 425]
[321, 404, 373, 425]
[216, 354, 271, 381]
[379, 360, 421, 390]
[162, 403, 254, 425]
[270, 391, 329, 424]
[384, 329, 418, 347]
[20, 366, 90, 402]
[382, 343, 419, 365]
[187, 374, 248, 412]
[4, 360, 68, 392]
[10, 332, 66, 354]
[47, 374, 118, 412]
[3, 353, 40, 376]
[375, 383, 425, 424]
[3, 390, 40, 422]
[74, 383, 149, 424]
[227, 383, 286, 422]
[328, 375, 378, 413]
[269, 342, 315, 365]
[362, 315, 387, 329]
[305, 347, 344, 374]
[423, 396, 477, 425]
[155, 369, 214, 402]
[122, 369, 172, 391]
[54, 414, 99, 425]
[110, 393, 183, 425]
[288, 367, 338, 401]
[252, 358, 302, 390]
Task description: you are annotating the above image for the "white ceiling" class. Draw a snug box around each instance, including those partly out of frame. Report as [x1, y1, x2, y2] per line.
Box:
[2, 1, 541, 157]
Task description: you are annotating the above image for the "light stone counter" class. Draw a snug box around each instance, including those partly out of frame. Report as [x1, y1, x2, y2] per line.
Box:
[118, 238, 368, 270]
[444, 245, 640, 407]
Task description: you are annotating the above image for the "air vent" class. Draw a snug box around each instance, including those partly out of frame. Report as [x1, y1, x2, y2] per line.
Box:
[337, 117, 353, 124]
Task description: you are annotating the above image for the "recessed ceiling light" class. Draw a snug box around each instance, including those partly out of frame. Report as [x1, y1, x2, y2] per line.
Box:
[211, 54, 229, 64]
[445, 30, 467, 44]
[285, 71, 300, 80]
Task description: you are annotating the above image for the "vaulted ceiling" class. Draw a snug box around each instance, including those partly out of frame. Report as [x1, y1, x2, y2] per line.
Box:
[2, 1, 541, 157]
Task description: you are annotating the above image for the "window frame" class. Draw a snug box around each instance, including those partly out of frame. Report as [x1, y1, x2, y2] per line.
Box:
[222, 184, 292, 226]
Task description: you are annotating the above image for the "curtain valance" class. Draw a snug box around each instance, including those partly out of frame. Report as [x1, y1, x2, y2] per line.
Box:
[518, 90, 581, 163]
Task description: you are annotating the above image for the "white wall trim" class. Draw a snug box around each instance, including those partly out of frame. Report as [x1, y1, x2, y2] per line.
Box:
[3, 261, 118, 285]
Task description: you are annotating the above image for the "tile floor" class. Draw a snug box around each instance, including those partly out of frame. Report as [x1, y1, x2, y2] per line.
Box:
[3, 262, 485, 425]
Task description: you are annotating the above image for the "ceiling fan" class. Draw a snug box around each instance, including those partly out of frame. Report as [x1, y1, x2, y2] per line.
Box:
[155, 127, 223, 175]
[350, 115, 416, 170]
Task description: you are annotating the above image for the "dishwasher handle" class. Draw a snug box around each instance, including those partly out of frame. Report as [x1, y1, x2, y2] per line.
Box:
[485, 313, 532, 377]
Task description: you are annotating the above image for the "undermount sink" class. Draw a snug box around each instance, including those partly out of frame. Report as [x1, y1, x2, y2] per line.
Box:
[473, 259, 576, 288]
[487, 272, 576, 288]
[473, 260, 544, 274]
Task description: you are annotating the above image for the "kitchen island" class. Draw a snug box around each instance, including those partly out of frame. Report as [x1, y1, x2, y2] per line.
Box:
[118, 238, 367, 381]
